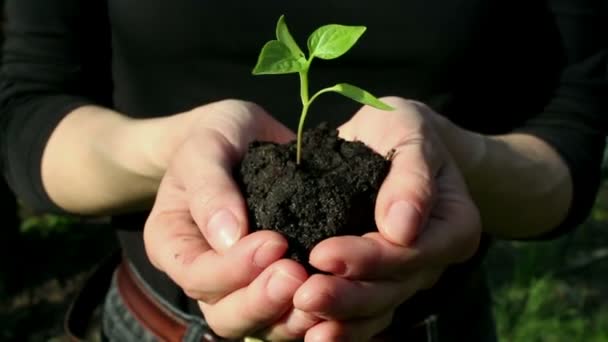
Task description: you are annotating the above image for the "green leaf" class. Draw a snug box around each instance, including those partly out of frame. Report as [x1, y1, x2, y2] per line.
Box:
[326, 83, 394, 110]
[252, 40, 305, 75]
[307, 24, 366, 60]
[275, 15, 304, 58]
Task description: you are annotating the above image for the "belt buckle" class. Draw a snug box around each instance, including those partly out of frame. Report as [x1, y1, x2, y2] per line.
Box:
[413, 314, 439, 342]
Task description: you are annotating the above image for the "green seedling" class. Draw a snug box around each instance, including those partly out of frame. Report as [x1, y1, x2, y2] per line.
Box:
[253, 15, 394, 164]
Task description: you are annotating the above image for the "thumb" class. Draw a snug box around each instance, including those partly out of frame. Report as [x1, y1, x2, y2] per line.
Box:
[173, 133, 249, 253]
[182, 102, 294, 252]
[375, 139, 441, 246]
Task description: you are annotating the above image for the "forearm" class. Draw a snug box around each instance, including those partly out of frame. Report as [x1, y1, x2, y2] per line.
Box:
[468, 133, 571, 238]
[434, 116, 572, 238]
[41, 105, 194, 215]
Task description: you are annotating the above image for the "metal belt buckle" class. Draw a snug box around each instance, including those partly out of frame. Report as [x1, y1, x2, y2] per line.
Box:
[412, 314, 439, 342]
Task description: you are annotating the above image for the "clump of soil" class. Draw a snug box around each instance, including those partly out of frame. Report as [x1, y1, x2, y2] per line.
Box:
[236, 123, 390, 268]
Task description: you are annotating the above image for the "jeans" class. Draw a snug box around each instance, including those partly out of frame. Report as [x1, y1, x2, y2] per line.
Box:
[101, 263, 218, 342]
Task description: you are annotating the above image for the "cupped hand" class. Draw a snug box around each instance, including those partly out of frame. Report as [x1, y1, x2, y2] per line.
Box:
[293, 97, 482, 341]
[143, 100, 319, 340]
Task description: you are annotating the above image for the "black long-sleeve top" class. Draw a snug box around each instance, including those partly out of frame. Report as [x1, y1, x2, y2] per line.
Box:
[1, 0, 607, 329]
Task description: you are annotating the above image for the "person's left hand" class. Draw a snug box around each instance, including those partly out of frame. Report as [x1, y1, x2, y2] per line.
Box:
[292, 97, 482, 341]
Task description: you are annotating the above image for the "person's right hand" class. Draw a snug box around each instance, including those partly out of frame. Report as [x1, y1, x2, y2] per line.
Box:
[143, 100, 320, 340]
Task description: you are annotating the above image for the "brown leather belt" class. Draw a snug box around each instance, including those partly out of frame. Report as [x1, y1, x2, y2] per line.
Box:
[116, 261, 224, 342]
[117, 260, 437, 342]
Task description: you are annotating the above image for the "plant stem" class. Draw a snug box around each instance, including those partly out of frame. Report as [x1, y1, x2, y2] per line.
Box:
[299, 69, 309, 106]
[296, 59, 312, 165]
[296, 102, 310, 164]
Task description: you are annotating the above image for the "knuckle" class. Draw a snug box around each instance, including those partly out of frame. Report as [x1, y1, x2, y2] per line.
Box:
[215, 99, 267, 124]
[185, 289, 224, 305]
[210, 313, 263, 339]
[180, 276, 204, 298]
[202, 307, 252, 339]
[179, 271, 230, 305]
[183, 289, 204, 301]
[459, 232, 482, 262]
[179, 272, 215, 299]
[378, 96, 411, 109]
[190, 184, 221, 214]
[219, 98, 259, 111]
[202, 312, 235, 339]
[142, 221, 162, 270]
[239, 100, 266, 115]
[215, 98, 245, 107]
[454, 206, 482, 263]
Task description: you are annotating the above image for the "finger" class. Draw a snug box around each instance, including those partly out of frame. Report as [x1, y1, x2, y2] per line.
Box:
[256, 308, 321, 341]
[145, 187, 288, 304]
[338, 97, 424, 156]
[171, 132, 248, 252]
[304, 312, 394, 342]
[194, 100, 295, 153]
[309, 235, 418, 280]
[294, 273, 438, 320]
[311, 185, 479, 280]
[374, 133, 443, 246]
[340, 98, 441, 246]
[181, 102, 294, 252]
[144, 175, 210, 271]
[199, 259, 307, 339]
[413, 162, 481, 264]
[190, 165, 248, 252]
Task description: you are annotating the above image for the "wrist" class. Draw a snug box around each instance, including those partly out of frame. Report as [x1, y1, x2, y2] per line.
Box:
[429, 113, 487, 179]
[126, 110, 197, 181]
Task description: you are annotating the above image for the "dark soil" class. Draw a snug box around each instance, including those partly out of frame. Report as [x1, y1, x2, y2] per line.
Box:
[236, 123, 390, 268]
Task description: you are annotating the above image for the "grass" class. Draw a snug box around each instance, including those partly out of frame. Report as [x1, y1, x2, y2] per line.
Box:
[485, 184, 608, 341]
[492, 277, 608, 341]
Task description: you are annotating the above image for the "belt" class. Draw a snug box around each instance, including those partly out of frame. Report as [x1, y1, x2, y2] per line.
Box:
[116, 261, 225, 342]
[116, 260, 438, 342]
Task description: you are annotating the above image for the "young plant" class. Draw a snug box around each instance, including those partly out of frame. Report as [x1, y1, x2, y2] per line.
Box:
[253, 15, 394, 164]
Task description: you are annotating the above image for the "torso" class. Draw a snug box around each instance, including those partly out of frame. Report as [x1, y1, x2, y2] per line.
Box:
[106, 0, 564, 132]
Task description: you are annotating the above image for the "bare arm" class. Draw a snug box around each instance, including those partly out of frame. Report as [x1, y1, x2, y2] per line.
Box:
[431, 0, 607, 239]
[435, 116, 573, 238]
[41, 105, 195, 215]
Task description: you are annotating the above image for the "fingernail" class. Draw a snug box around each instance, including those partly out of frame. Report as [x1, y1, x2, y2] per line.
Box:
[207, 209, 240, 250]
[267, 270, 302, 303]
[384, 201, 420, 245]
[253, 240, 287, 268]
